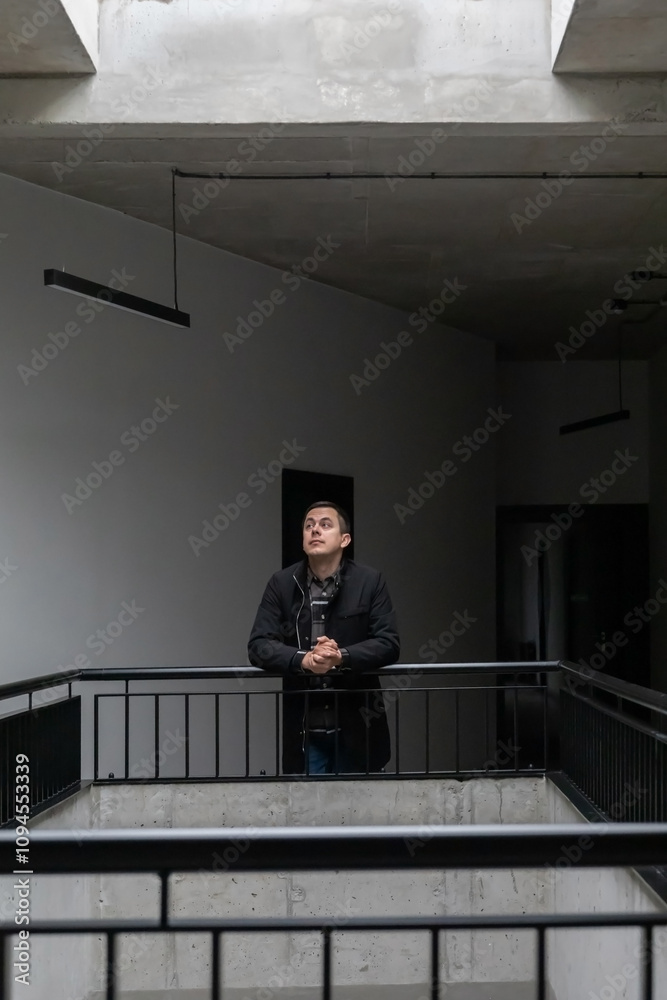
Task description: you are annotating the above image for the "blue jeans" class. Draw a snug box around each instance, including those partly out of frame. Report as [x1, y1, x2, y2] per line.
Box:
[305, 731, 351, 774]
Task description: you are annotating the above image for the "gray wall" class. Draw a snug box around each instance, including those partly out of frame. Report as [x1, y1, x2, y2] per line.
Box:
[0, 172, 496, 685]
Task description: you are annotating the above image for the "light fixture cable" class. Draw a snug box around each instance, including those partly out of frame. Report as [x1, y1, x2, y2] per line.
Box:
[172, 167, 179, 312]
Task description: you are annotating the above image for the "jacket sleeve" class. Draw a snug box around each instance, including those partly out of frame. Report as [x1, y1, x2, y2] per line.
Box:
[343, 572, 400, 672]
[247, 574, 301, 674]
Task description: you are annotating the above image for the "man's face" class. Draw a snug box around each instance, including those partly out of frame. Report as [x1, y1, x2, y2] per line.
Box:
[302, 507, 351, 560]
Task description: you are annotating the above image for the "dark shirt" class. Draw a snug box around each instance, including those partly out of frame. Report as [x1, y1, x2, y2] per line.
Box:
[306, 567, 340, 732]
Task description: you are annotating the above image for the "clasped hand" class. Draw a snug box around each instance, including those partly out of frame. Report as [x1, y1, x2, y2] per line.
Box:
[302, 636, 341, 673]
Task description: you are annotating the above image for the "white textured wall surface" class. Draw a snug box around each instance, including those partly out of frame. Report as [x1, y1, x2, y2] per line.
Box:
[1, 0, 667, 128]
[0, 170, 496, 684]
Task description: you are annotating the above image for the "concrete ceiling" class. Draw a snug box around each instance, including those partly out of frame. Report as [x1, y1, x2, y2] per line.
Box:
[2, 126, 667, 360]
[554, 0, 667, 74]
[0, 0, 96, 76]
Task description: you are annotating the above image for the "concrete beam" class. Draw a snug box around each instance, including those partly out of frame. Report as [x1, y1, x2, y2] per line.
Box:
[554, 0, 667, 74]
[0, 0, 97, 76]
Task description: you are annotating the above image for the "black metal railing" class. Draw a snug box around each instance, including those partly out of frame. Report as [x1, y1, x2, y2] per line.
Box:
[87, 662, 559, 781]
[0, 824, 666, 1000]
[1, 658, 666, 821]
[559, 660, 667, 824]
[0, 670, 81, 827]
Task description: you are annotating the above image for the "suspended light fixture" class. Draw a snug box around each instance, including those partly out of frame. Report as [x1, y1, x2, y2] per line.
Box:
[44, 169, 190, 329]
[559, 323, 629, 435]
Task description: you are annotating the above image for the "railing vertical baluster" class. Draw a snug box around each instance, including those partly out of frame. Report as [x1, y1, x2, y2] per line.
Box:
[275, 691, 281, 777]
[215, 693, 220, 779]
[124, 683, 130, 780]
[642, 925, 653, 1000]
[365, 690, 370, 775]
[94, 694, 100, 781]
[536, 926, 546, 1000]
[395, 694, 400, 775]
[185, 693, 190, 779]
[0, 930, 6, 1000]
[334, 690, 340, 775]
[455, 690, 460, 773]
[305, 691, 311, 775]
[160, 871, 170, 928]
[211, 931, 221, 1000]
[425, 689, 430, 775]
[154, 695, 160, 779]
[513, 680, 519, 772]
[106, 932, 116, 1000]
[322, 926, 332, 1000]
[430, 927, 439, 1000]
[542, 680, 548, 771]
[245, 692, 250, 778]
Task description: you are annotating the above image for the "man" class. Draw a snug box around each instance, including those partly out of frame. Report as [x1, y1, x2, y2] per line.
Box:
[248, 501, 400, 774]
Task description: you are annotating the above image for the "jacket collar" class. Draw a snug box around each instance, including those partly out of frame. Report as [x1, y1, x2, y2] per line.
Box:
[293, 556, 350, 589]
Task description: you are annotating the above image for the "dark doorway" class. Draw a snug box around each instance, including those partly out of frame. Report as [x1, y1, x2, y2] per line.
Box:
[497, 504, 650, 687]
[281, 469, 354, 568]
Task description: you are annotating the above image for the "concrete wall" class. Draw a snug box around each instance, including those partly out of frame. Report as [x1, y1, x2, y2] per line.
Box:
[11, 777, 665, 999]
[649, 344, 667, 692]
[0, 170, 496, 686]
[546, 782, 667, 1000]
[1, 0, 667, 130]
[0, 789, 100, 1000]
[497, 361, 649, 507]
[91, 778, 553, 995]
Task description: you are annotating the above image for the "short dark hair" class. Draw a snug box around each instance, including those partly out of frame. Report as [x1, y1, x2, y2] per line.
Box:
[303, 501, 351, 534]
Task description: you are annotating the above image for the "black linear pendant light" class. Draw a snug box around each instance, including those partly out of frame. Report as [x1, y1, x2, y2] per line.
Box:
[45, 169, 190, 328]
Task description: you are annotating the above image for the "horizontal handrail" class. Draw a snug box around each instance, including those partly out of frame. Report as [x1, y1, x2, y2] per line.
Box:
[2, 824, 667, 872]
[560, 659, 667, 716]
[0, 662, 560, 700]
[2, 912, 667, 934]
[0, 668, 79, 701]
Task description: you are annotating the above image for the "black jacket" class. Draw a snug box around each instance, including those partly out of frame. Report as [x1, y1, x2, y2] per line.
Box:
[247, 558, 399, 772]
